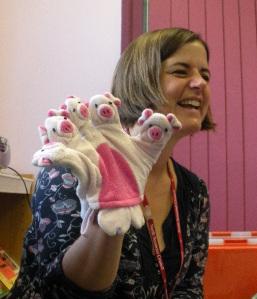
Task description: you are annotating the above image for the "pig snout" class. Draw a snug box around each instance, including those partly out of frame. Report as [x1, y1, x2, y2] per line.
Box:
[98, 104, 113, 119]
[80, 104, 89, 118]
[148, 126, 163, 141]
[60, 120, 73, 133]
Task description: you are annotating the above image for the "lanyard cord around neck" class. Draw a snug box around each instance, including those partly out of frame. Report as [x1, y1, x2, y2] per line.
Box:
[142, 161, 184, 299]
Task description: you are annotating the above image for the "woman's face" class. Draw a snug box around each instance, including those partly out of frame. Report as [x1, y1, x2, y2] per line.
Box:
[159, 41, 211, 136]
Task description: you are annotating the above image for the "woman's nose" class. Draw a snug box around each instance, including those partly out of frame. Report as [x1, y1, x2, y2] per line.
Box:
[189, 75, 207, 89]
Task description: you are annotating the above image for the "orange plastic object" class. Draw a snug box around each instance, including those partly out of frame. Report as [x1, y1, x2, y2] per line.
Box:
[204, 244, 257, 299]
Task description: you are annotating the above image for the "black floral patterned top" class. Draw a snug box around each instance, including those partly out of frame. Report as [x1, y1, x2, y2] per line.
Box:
[7, 159, 210, 299]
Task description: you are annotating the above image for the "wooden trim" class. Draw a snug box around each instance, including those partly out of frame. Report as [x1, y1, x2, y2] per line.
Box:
[0, 172, 34, 194]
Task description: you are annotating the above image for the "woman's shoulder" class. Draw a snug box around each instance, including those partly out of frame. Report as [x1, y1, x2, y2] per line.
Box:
[173, 159, 200, 184]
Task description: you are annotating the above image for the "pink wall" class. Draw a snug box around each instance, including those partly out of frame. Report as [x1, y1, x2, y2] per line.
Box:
[148, 0, 257, 230]
[0, 1, 121, 174]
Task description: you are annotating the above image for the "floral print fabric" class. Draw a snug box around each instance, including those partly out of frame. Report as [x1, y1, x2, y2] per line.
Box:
[7, 159, 209, 299]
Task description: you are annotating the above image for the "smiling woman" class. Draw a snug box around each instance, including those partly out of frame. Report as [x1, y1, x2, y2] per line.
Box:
[111, 27, 214, 298]
[159, 41, 211, 136]
[112, 28, 215, 132]
[7, 28, 213, 299]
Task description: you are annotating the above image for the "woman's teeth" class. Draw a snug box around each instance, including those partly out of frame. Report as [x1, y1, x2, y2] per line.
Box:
[178, 100, 201, 109]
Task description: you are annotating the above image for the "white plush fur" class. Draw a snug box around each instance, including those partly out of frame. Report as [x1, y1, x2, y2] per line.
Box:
[32, 93, 182, 236]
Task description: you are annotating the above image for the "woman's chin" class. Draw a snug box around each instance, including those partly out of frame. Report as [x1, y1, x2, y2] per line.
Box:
[177, 119, 202, 136]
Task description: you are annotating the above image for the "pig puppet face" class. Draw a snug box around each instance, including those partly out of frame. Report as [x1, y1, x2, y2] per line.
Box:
[32, 142, 67, 167]
[61, 96, 90, 129]
[89, 93, 121, 126]
[44, 116, 76, 143]
[137, 109, 182, 143]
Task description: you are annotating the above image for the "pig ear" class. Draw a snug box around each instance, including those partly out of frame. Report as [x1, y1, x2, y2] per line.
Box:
[83, 99, 89, 107]
[137, 118, 144, 126]
[172, 119, 182, 130]
[104, 92, 121, 107]
[38, 126, 49, 145]
[60, 110, 69, 118]
[137, 109, 153, 125]
[167, 113, 182, 130]
[48, 109, 57, 117]
[38, 125, 47, 135]
[166, 113, 174, 123]
[104, 92, 112, 98]
[114, 99, 121, 108]
[43, 137, 50, 145]
[60, 103, 67, 110]
[143, 108, 153, 119]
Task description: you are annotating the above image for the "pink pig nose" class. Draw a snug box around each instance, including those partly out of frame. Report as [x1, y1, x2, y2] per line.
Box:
[60, 120, 73, 133]
[149, 126, 162, 141]
[80, 104, 89, 118]
[99, 104, 113, 118]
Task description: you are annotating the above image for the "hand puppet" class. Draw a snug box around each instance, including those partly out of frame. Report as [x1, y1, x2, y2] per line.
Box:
[33, 93, 182, 235]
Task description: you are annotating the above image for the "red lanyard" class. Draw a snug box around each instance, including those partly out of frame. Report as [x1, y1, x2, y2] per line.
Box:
[142, 161, 184, 299]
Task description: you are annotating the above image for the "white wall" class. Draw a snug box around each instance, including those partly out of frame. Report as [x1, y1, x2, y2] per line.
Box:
[0, 0, 121, 174]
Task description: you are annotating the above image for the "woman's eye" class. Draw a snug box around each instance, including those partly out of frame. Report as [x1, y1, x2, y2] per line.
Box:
[171, 70, 187, 76]
[201, 73, 210, 82]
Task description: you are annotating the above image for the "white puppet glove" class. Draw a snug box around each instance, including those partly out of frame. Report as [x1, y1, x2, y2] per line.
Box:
[32, 93, 182, 236]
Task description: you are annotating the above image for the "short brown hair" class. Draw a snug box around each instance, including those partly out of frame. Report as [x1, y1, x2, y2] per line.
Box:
[111, 27, 215, 130]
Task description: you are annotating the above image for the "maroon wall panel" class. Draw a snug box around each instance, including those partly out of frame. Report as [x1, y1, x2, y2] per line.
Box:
[122, 0, 257, 230]
[205, 0, 227, 230]
[121, 0, 144, 51]
[223, 0, 244, 229]
[239, 0, 257, 229]
[189, 0, 209, 189]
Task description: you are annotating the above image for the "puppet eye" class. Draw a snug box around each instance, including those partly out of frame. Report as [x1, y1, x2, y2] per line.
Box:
[149, 124, 153, 128]
[73, 108, 76, 112]
[108, 101, 113, 105]
[165, 128, 168, 132]
[95, 103, 98, 108]
[52, 128, 56, 133]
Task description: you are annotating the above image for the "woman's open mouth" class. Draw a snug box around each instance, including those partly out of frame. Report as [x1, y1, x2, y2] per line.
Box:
[177, 99, 201, 110]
